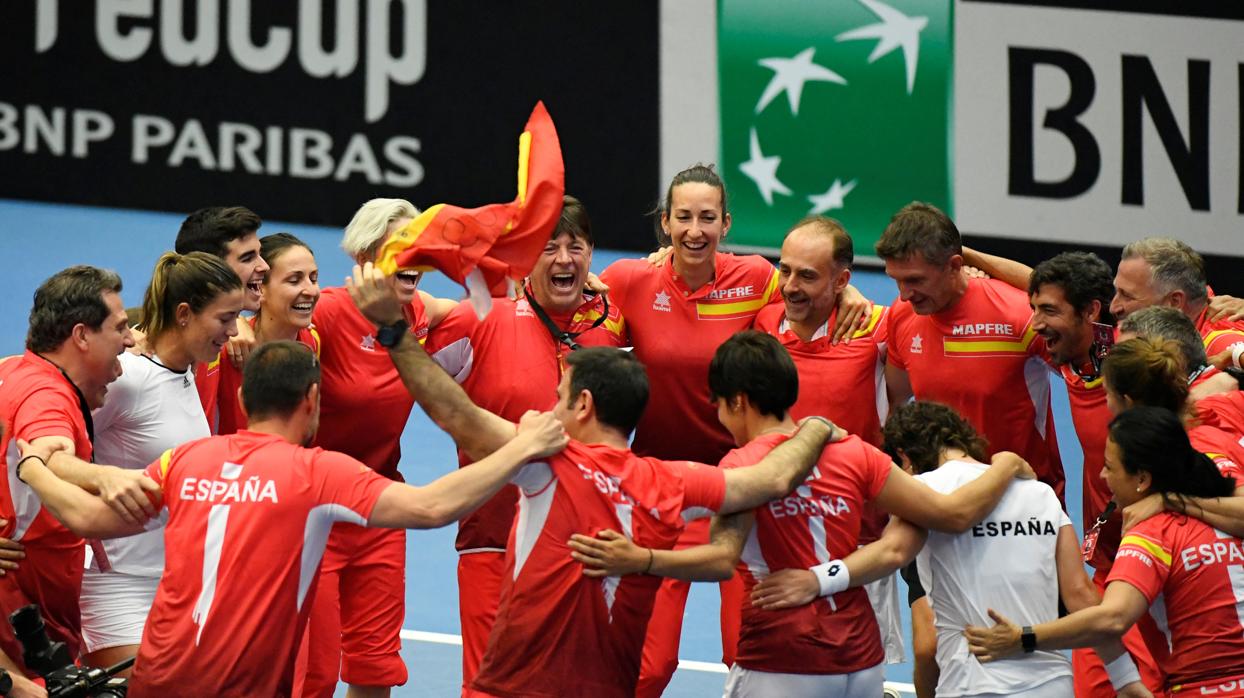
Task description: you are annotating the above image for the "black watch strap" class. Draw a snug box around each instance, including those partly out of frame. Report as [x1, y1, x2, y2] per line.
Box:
[1021, 625, 1037, 653]
[376, 319, 409, 349]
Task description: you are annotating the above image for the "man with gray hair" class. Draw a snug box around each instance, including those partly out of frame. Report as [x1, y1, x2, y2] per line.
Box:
[1112, 237, 1244, 370]
[1116, 306, 1212, 384]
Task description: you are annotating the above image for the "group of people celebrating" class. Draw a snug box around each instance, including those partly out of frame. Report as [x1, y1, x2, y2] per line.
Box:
[1, 160, 1243, 698]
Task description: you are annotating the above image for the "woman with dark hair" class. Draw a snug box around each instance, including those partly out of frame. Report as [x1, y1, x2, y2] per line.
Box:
[1102, 337, 1244, 535]
[214, 233, 322, 435]
[598, 164, 872, 694]
[82, 251, 243, 674]
[967, 406, 1244, 697]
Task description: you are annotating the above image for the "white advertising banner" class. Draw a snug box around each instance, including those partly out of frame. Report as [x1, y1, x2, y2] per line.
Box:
[954, 1, 1243, 257]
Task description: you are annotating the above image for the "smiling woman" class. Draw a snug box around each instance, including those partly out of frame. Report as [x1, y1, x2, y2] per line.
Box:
[79, 251, 244, 675]
[598, 163, 783, 697]
[212, 233, 323, 436]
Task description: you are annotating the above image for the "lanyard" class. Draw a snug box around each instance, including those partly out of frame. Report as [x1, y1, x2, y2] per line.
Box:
[1081, 500, 1117, 562]
[523, 287, 609, 352]
[32, 353, 96, 455]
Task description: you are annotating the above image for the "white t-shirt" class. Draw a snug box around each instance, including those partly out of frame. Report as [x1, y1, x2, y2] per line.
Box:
[89, 352, 211, 576]
[915, 459, 1072, 697]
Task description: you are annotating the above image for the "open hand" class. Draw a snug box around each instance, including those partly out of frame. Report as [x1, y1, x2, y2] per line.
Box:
[225, 316, 255, 368]
[95, 466, 162, 525]
[1207, 294, 1244, 323]
[645, 246, 673, 266]
[992, 451, 1036, 480]
[964, 609, 1023, 662]
[1122, 493, 1165, 532]
[0, 520, 24, 576]
[568, 529, 647, 577]
[830, 284, 872, 345]
[750, 568, 818, 610]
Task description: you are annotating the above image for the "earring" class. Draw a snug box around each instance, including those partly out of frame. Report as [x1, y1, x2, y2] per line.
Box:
[1135, 487, 1141, 492]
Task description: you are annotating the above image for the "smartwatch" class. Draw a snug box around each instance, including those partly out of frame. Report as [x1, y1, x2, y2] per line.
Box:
[1021, 626, 1037, 653]
[376, 319, 409, 349]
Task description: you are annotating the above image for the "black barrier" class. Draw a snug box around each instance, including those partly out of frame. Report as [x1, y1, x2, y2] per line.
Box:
[0, 1, 659, 252]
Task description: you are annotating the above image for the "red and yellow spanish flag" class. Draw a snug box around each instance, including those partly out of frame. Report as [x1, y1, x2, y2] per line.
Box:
[375, 102, 564, 305]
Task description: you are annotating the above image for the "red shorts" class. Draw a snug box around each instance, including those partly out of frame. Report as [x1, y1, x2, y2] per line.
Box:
[1072, 568, 1166, 698]
[636, 517, 710, 698]
[457, 551, 505, 691]
[295, 524, 407, 696]
[0, 541, 83, 675]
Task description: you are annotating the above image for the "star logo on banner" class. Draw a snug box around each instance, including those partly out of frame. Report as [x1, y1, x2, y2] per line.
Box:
[738, 128, 792, 206]
[836, 0, 928, 95]
[807, 178, 858, 214]
[755, 47, 847, 116]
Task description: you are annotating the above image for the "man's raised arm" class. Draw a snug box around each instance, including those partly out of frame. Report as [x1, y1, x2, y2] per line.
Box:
[369, 411, 567, 529]
[718, 418, 842, 514]
[961, 246, 1034, 291]
[347, 263, 515, 460]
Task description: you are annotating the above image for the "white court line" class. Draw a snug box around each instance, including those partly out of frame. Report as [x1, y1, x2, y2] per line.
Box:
[400, 628, 916, 694]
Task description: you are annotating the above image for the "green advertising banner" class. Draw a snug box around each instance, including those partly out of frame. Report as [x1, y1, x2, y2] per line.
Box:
[718, 0, 953, 256]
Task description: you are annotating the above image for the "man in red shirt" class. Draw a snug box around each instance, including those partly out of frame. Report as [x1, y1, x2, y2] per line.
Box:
[173, 206, 271, 429]
[566, 333, 1035, 696]
[347, 263, 839, 697]
[15, 340, 568, 698]
[1110, 237, 1244, 370]
[749, 216, 901, 667]
[877, 202, 1065, 499]
[1024, 253, 1165, 697]
[422, 196, 626, 689]
[0, 266, 140, 696]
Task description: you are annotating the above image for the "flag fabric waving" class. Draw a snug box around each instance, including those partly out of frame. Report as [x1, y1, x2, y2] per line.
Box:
[375, 102, 565, 316]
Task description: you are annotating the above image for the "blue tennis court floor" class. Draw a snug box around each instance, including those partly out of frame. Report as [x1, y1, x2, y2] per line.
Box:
[0, 199, 1087, 697]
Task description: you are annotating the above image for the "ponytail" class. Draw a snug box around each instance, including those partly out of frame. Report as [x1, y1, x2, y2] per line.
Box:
[137, 252, 242, 341]
[1102, 337, 1188, 412]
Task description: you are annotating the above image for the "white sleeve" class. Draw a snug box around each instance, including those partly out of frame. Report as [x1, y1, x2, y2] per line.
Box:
[511, 462, 554, 496]
[92, 359, 141, 433]
[430, 337, 474, 384]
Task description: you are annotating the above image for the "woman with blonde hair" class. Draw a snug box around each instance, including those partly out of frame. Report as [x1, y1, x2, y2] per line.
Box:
[82, 251, 243, 673]
[297, 198, 454, 698]
[1102, 337, 1244, 468]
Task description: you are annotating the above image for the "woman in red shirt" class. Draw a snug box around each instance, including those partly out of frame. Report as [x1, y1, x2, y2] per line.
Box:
[967, 406, 1243, 697]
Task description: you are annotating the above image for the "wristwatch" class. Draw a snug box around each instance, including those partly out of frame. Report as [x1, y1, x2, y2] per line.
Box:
[1021, 625, 1037, 653]
[375, 319, 409, 349]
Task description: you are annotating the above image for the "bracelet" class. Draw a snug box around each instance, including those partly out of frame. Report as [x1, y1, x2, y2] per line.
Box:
[643, 548, 654, 575]
[1103, 653, 1141, 690]
[809, 559, 850, 597]
[15, 455, 45, 484]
